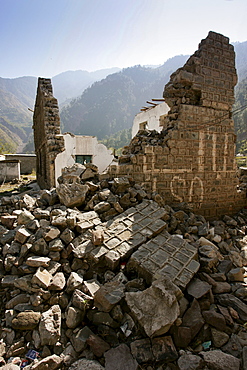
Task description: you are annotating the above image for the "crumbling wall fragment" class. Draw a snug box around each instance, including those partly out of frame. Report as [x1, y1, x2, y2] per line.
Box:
[109, 31, 247, 218]
[33, 78, 65, 189]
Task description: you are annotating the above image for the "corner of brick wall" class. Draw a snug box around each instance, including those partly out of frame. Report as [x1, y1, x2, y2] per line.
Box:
[107, 32, 247, 219]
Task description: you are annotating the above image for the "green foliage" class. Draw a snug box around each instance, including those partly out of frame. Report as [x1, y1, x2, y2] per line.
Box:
[0, 117, 25, 154]
[60, 57, 189, 140]
[234, 41, 247, 82]
[0, 126, 18, 154]
[236, 156, 247, 167]
[0, 77, 35, 129]
[22, 135, 35, 153]
[99, 128, 132, 155]
[234, 77, 247, 154]
[1, 42, 247, 154]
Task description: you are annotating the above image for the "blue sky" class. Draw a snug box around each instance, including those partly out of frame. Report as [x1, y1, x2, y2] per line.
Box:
[1, 0, 247, 78]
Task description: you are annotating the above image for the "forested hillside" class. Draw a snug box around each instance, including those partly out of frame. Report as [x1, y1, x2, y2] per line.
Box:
[0, 77, 35, 152]
[1, 41, 247, 154]
[234, 77, 247, 153]
[60, 44, 247, 152]
[60, 55, 188, 139]
[52, 68, 120, 105]
[0, 117, 22, 153]
[0, 68, 120, 153]
[234, 41, 247, 82]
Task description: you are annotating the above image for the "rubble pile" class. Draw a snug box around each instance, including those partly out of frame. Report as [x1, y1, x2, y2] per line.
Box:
[0, 166, 247, 369]
[118, 129, 176, 165]
[119, 129, 170, 163]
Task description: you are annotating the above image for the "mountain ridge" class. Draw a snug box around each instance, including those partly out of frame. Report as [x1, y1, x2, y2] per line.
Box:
[0, 40, 247, 154]
[60, 55, 190, 139]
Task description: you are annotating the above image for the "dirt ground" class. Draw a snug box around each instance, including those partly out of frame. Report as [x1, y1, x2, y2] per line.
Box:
[0, 174, 37, 196]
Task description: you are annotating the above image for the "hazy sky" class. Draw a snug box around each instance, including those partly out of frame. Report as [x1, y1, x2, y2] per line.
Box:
[1, 0, 247, 78]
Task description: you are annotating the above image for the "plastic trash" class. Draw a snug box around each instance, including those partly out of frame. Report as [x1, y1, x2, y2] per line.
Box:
[202, 341, 211, 350]
[25, 349, 39, 360]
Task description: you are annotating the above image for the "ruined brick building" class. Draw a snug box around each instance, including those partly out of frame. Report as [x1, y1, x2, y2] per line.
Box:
[33, 78, 65, 189]
[109, 31, 246, 218]
[33, 79, 113, 189]
[33, 31, 247, 219]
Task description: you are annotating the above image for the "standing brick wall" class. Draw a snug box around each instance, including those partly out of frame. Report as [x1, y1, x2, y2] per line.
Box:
[108, 32, 247, 219]
[33, 78, 65, 189]
[5, 154, 36, 174]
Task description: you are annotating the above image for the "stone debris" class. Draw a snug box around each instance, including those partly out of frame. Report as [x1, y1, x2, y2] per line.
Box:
[125, 279, 181, 337]
[2, 29, 247, 368]
[104, 343, 138, 370]
[39, 305, 61, 346]
[1, 171, 247, 369]
[108, 31, 247, 220]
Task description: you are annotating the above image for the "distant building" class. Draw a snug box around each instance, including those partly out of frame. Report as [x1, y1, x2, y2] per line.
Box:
[0, 159, 20, 182]
[5, 154, 36, 174]
[132, 101, 170, 138]
[0, 154, 35, 182]
[33, 78, 114, 189]
[55, 133, 114, 185]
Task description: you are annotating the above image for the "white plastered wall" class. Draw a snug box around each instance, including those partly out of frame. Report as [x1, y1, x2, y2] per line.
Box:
[75, 135, 114, 173]
[55, 133, 76, 185]
[55, 133, 114, 185]
[132, 102, 170, 138]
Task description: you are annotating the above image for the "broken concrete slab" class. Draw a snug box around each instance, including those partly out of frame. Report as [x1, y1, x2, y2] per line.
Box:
[1, 215, 17, 229]
[44, 226, 61, 241]
[5, 294, 30, 310]
[92, 229, 104, 246]
[172, 298, 205, 348]
[0, 365, 20, 370]
[14, 227, 31, 244]
[128, 231, 200, 287]
[72, 289, 93, 311]
[125, 279, 181, 337]
[65, 306, 84, 329]
[26, 256, 50, 268]
[94, 281, 125, 312]
[202, 310, 227, 332]
[187, 278, 212, 299]
[211, 327, 230, 348]
[86, 334, 110, 357]
[104, 343, 138, 370]
[66, 272, 83, 293]
[177, 352, 204, 370]
[58, 163, 86, 184]
[56, 183, 89, 208]
[17, 209, 35, 225]
[49, 271, 66, 291]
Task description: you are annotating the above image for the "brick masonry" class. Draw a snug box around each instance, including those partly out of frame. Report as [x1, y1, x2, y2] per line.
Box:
[33, 78, 65, 189]
[127, 231, 200, 289]
[108, 32, 247, 219]
[71, 200, 200, 288]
